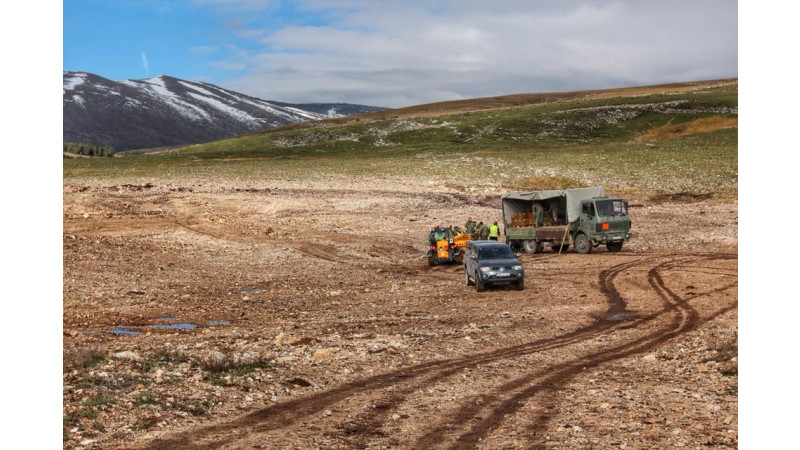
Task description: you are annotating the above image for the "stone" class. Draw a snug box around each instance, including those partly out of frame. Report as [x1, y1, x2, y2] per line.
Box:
[113, 351, 141, 361]
[275, 333, 286, 345]
[313, 348, 334, 362]
[643, 353, 657, 362]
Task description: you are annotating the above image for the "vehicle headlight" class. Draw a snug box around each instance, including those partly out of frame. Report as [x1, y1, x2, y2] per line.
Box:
[479, 267, 491, 272]
[513, 265, 522, 271]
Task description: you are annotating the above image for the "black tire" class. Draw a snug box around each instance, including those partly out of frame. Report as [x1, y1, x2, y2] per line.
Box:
[465, 268, 474, 286]
[523, 240, 541, 254]
[454, 253, 464, 264]
[475, 272, 486, 292]
[428, 256, 437, 266]
[515, 279, 524, 291]
[607, 241, 623, 252]
[574, 233, 592, 254]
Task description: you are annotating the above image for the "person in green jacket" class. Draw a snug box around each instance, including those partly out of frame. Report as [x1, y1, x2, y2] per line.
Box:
[477, 221, 490, 240]
[489, 221, 500, 241]
[464, 218, 476, 235]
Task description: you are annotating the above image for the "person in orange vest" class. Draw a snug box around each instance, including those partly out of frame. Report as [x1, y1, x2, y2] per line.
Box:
[489, 222, 500, 241]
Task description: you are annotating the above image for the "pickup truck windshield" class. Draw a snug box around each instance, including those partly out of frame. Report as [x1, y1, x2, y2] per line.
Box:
[596, 200, 628, 217]
[478, 246, 514, 259]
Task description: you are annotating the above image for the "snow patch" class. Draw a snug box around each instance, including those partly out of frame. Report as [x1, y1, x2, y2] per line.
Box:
[186, 92, 260, 126]
[72, 95, 85, 107]
[64, 73, 87, 93]
[178, 81, 223, 99]
[135, 77, 211, 121]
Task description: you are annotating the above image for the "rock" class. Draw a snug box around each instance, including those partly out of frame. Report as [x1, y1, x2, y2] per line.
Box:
[237, 351, 258, 365]
[643, 353, 657, 362]
[323, 410, 332, 417]
[205, 351, 229, 368]
[313, 348, 334, 362]
[275, 333, 286, 345]
[155, 369, 165, 383]
[696, 364, 709, 373]
[276, 356, 294, 366]
[392, 413, 401, 421]
[113, 351, 141, 361]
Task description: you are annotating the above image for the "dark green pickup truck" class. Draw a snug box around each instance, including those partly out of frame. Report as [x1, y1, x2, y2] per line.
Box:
[501, 187, 631, 254]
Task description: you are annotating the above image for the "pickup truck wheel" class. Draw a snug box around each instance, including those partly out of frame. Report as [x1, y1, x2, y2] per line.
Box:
[475, 272, 486, 292]
[515, 279, 524, 290]
[574, 233, 592, 254]
[607, 241, 623, 252]
[465, 268, 474, 286]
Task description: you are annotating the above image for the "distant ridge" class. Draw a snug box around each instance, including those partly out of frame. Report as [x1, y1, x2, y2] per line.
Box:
[63, 71, 385, 151]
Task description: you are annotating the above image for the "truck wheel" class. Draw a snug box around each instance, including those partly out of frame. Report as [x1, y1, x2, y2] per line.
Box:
[574, 234, 592, 254]
[523, 240, 541, 254]
[428, 256, 437, 266]
[515, 279, 524, 291]
[607, 241, 623, 252]
[465, 268, 474, 286]
[475, 273, 486, 292]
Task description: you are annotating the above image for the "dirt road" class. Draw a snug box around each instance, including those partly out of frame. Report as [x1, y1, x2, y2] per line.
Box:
[63, 180, 738, 449]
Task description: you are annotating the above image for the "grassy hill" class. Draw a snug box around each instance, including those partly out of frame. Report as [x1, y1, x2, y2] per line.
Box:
[63, 79, 737, 200]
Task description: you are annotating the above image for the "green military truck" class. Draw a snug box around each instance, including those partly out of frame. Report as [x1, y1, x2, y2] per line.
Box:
[501, 187, 631, 254]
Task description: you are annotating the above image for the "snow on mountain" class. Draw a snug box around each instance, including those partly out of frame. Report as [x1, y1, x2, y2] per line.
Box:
[63, 71, 383, 151]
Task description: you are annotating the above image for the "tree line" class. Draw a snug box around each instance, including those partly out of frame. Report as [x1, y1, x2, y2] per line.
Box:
[63, 141, 115, 157]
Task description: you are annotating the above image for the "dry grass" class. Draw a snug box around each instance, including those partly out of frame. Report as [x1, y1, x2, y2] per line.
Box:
[636, 116, 738, 142]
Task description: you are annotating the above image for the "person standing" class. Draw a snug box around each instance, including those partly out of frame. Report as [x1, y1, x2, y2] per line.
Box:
[489, 221, 500, 241]
[477, 221, 489, 240]
[464, 218, 476, 236]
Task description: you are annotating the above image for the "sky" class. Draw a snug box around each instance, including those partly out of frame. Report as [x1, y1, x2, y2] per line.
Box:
[63, 0, 738, 108]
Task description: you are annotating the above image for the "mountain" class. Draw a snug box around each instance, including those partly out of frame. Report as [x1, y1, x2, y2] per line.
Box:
[63, 71, 385, 151]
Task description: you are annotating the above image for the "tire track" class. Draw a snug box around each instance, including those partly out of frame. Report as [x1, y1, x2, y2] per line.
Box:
[412, 254, 735, 449]
[142, 254, 735, 449]
[143, 257, 651, 449]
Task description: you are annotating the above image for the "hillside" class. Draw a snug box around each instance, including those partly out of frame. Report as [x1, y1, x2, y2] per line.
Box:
[63, 71, 384, 151]
[64, 79, 737, 200]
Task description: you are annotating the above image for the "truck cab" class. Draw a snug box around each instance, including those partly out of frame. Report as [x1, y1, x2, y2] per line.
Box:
[574, 197, 631, 253]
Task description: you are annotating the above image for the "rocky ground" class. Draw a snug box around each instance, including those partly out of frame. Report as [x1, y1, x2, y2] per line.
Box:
[63, 178, 737, 449]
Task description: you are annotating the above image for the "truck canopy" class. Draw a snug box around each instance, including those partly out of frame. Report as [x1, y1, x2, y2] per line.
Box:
[502, 187, 605, 224]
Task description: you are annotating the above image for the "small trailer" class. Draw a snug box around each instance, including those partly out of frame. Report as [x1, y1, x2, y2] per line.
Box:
[501, 187, 632, 254]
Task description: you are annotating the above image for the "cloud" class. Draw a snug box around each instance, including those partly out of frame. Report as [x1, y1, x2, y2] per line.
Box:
[204, 1, 737, 107]
[141, 52, 149, 76]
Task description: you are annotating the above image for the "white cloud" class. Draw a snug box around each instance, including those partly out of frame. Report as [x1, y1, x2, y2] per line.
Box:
[207, 1, 737, 107]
